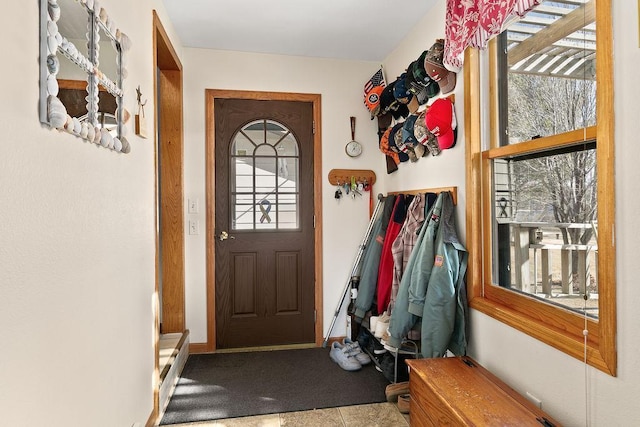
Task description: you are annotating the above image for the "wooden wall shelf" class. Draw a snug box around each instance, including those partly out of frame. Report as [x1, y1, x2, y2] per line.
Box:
[328, 169, 376, 187]
[387, 186, 457, 205]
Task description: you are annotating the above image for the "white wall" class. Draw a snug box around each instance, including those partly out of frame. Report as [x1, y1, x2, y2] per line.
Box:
[0, 2, 182, 426]
[383, 2, 640, 426]
[4, 0, 639, 425]
[379, 0, 467, 240]
[182, 48, 385, 342]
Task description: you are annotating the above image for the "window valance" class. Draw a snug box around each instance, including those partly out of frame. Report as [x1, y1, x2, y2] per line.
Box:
[443, 0, 541, 71]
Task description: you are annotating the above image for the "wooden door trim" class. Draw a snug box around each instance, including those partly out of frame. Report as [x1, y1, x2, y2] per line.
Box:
[201, 89, 323, 353]
[153, 11, 185, 334]
[150, 10, 183, 427]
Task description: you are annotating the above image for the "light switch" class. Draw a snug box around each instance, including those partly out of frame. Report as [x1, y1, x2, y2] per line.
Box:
[188, 198, 199, 214]
[189, 219, 199, 235]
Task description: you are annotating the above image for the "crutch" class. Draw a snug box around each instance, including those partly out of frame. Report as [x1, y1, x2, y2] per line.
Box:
[322, 194, 385, 347]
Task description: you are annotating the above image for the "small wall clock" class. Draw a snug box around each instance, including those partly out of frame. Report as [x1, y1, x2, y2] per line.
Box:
[345, 116, 362, 157]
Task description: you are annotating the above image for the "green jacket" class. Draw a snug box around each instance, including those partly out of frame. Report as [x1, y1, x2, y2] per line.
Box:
[387, 192, 468, 357]
[414, 191, 468, 357]
[352, 196, 393, 319]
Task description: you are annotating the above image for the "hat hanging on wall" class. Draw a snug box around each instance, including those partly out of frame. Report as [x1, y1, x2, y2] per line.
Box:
[425, 97, 457, 150]
[424, 39, 457, 95]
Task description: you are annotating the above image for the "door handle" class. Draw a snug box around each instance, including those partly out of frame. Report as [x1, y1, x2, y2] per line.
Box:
[216, 231, 235, 241]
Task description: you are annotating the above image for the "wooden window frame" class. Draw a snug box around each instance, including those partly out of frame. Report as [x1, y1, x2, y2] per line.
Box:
[464, 0, 616, 376]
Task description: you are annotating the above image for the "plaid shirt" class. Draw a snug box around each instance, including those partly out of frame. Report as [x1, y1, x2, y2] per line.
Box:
[388, 194, 426, 313]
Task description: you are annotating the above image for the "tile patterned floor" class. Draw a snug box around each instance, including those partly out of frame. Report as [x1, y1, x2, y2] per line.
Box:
[165, 402, 409, 427]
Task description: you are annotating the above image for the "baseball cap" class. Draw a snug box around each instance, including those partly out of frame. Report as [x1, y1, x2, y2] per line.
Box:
[390, 102, 409, 120]
[424, 40, 457, 94]
[425, 97, 457, 150]
[380, 82, 398, 113]
[413, 110, 441, 156]
[413, 51, 441, 98]
[389, 123, 409, 162]
[400, 115, 420, 162]
[379, 126, 400, 165]
[402, 114, 419, 146]
[364, 85, 384, 119]
[393, 74, 412, 104]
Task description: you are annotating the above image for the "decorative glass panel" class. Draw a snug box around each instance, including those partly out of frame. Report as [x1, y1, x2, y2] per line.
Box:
[230, 119, 300, 230]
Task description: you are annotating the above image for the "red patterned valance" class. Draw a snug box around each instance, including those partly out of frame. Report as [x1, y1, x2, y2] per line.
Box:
[443, 0, 541, 72]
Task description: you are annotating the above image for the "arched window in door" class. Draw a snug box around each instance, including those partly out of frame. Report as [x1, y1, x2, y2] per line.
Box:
[230, 119, 300, 230]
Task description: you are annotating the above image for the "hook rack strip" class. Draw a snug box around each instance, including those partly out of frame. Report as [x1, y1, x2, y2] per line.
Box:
[328, 169, 377, 187]
[387, 186, 457, 205]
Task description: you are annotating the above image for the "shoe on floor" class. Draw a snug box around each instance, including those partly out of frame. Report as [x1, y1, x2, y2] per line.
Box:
[397, 393, 410, 414]
[385, 381, 410, 402]
[330, 341, 361, 371]
[342, 337, 372, 365]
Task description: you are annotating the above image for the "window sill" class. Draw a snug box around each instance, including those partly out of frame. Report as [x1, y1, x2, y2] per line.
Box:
[469, 294, 615, 376]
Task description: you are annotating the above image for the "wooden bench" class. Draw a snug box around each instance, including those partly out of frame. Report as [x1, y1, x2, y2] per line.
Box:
[407, 356, 561, 426]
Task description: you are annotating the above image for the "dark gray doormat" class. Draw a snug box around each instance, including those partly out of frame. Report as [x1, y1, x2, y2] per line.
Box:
[160, 347, 389, 425]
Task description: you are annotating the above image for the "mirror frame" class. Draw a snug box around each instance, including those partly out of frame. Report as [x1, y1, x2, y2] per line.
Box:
[39, 0, 131, 153]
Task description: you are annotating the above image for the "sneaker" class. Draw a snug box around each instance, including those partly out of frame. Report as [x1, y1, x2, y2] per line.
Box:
[342, 338, 372, 365]
[369, 315, 379, 332]
[330, 341, 361, 371]
[368, 338, 387, 355]
[374, 311, 390, 338]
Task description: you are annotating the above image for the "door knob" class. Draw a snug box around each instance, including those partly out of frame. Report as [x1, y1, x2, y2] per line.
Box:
[216, 231, 235, 241]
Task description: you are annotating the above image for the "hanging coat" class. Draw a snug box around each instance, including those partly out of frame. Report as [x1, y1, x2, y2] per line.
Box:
[376, 194, 411, 314]
[352, 195, 394, 319]
[413, 191, 468, 357]
[386, 193, 439, 348]
[389, 193, 428, 314]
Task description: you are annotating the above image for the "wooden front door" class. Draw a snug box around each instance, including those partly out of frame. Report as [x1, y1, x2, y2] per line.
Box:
[214, 97, 315, 349]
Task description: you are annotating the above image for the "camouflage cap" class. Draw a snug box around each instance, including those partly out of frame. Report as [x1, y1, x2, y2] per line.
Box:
[424, 39, 457, 94]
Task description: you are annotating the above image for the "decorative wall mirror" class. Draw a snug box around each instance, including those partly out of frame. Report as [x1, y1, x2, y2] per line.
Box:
[39, 0, 131, 153]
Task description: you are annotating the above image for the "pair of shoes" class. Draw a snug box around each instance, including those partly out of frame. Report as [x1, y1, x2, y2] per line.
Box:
[330, 341, 362, 371]
[342, 338, 372, 365]
[397, 394, 410, 414]
[385, 381, 410, 402]
[375, 351, 398, 383]
[374, 311, 390, 338]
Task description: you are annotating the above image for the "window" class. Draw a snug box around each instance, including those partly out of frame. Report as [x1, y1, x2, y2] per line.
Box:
[230, 119, 300, 230]
[465, 0, 616, 375]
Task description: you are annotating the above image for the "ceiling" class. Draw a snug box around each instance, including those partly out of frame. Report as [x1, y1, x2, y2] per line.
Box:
[160, 0, 439, 61]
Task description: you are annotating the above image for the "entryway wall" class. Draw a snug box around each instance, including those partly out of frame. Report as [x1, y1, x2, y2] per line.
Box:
[172, 1, 640, 425]
[181, 50, 384, 345]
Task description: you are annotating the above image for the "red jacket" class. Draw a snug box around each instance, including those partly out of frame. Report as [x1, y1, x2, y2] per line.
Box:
[376, 195, 411, 313]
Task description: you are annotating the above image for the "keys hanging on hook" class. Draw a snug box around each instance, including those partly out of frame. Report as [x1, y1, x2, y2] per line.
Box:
[334, 181, 343, 199]
[350, 176, 357, 199]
